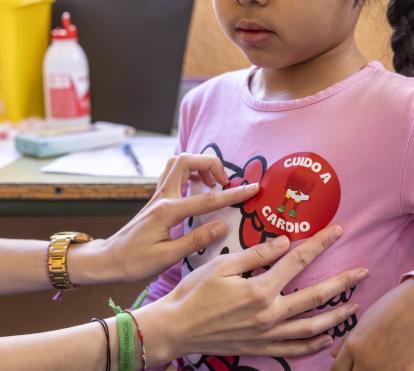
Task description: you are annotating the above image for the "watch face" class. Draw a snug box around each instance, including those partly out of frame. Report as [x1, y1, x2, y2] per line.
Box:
[50, 232, 93, 242]
[72, 233, 93, 243]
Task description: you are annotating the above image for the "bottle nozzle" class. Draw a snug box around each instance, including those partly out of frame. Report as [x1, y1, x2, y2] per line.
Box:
[52, 11, 78, 40]
[62, 12, 72, 30]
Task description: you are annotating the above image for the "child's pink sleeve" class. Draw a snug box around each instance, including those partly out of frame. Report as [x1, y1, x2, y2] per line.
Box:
[400, 116, 414, 283]
[143, 262, 182, 303]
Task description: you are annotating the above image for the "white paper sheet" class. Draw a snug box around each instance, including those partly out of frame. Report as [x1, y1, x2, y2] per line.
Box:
[41, 136, 177, 178]
[0, 125, 20, 170]
[129, 137, 178, 178]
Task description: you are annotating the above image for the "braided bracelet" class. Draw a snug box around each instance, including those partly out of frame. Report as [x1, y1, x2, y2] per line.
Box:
[91, 318, 111, 371]
[125, 310, 147, 370]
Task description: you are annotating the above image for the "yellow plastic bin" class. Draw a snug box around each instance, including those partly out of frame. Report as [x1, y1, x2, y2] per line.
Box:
[0, 0, 53, 123]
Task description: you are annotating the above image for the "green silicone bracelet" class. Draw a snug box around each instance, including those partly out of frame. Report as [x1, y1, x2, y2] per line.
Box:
[109, 298, 136, 371]
[131, 286, 149, 310]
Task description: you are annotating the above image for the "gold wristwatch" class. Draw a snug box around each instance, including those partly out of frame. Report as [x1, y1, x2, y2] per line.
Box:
[48, 231, 93, 290]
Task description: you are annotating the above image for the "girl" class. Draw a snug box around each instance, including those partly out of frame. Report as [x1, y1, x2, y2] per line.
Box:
[143, 0, 414, 370]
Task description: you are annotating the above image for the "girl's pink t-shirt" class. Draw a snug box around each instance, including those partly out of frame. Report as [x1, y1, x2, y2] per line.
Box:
[145, 61, 414, 371]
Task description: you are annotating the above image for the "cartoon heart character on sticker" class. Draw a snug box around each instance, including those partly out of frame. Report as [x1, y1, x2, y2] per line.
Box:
[277, 166, 316, 218]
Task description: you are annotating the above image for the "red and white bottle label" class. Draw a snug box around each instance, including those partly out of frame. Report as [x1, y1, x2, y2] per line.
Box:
[47, 74, 90, 118]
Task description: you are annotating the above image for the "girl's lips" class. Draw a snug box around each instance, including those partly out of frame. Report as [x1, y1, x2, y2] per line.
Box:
[236, 19, 275, 45]
[236, 28, 275, 45]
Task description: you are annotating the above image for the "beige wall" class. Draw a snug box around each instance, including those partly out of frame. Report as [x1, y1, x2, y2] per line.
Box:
[183, 0, 393, 77]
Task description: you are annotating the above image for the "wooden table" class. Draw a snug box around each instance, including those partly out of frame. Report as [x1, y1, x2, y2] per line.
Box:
[0, 154, 158, 213]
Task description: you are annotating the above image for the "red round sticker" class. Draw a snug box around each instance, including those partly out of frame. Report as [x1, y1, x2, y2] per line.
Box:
[254, 152, 341, 241]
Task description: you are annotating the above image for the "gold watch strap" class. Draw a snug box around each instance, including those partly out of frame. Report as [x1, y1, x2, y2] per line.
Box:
[48, 232, 93, 290]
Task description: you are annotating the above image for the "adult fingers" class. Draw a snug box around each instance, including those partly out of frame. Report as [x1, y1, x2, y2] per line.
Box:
[164, 183, 259, 225]
[159, 221, 228, 263]
[249, 334, 334, 358]
[219, 236, 290, 276]
[258, 302, 358, 341]
[330, 345, 354, 371]
[189, 173, 201, 182]
[156, 156, 178, 191]
[198, 170, 220, 188]
[161, 154, 229, 196]
[280, 267, 369, 319]
[259, 225, 343, 291]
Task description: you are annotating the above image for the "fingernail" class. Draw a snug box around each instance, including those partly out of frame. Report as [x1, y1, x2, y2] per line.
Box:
[347, 303, 359, 315]
[272, 235, 290, 249]
[356, 268, 369, 281]
[211, 223, 227, 238]
[223, 172, 230, 184]
[322, 337, 333, 348]
[332, 226, 343, 240]
[245, 183, 259, 191]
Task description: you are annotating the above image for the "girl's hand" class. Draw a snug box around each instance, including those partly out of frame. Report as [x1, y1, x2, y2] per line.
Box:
[331, 278, 414, 371]
[136, 225, 369, 367]
[68, 153, 260, 285]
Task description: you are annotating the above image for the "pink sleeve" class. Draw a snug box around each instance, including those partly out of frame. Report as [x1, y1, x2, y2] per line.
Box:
[400, 114, 414, 214]
[399, 110, 414, 283]
[143, 261, 182, 304]
[176, 90, 196, 153]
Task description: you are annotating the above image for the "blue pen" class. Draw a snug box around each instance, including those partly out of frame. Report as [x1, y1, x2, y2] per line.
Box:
[123, 143, 144, 175]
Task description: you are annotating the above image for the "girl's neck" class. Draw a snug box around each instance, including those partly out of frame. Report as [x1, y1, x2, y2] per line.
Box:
[250, 35, 368, 101]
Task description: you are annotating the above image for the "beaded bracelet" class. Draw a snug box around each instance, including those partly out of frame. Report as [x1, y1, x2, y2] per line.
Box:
[125, 310, 147, 370]
[91, 318, 111, 371]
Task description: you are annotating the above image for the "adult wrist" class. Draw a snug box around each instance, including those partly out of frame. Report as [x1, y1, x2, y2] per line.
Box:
[67, 238, 118, 286]
[132, 299, 179, 368]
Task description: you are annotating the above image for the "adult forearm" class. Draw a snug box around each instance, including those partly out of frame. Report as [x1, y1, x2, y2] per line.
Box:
[0, 318, 118, 371]
[0, 238, 114, 295]
[0, 306, 170, 371]
[0, 239, 51, 295]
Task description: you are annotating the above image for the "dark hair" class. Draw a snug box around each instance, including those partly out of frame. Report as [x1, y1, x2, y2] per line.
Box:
[387, 0, 414, 76]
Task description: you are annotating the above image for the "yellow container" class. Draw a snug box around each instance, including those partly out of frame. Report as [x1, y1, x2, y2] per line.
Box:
[0, 0, 53, 123]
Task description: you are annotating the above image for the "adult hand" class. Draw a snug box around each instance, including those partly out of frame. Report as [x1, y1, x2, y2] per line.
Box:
[331, 278, 414, 371]
[135, 225, 369, 367]
[68, 153, 260, 285]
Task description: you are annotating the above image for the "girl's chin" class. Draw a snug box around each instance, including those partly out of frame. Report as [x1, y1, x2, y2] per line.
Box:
[241, 49, 309, 70]
[241, 52, 293, 69]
